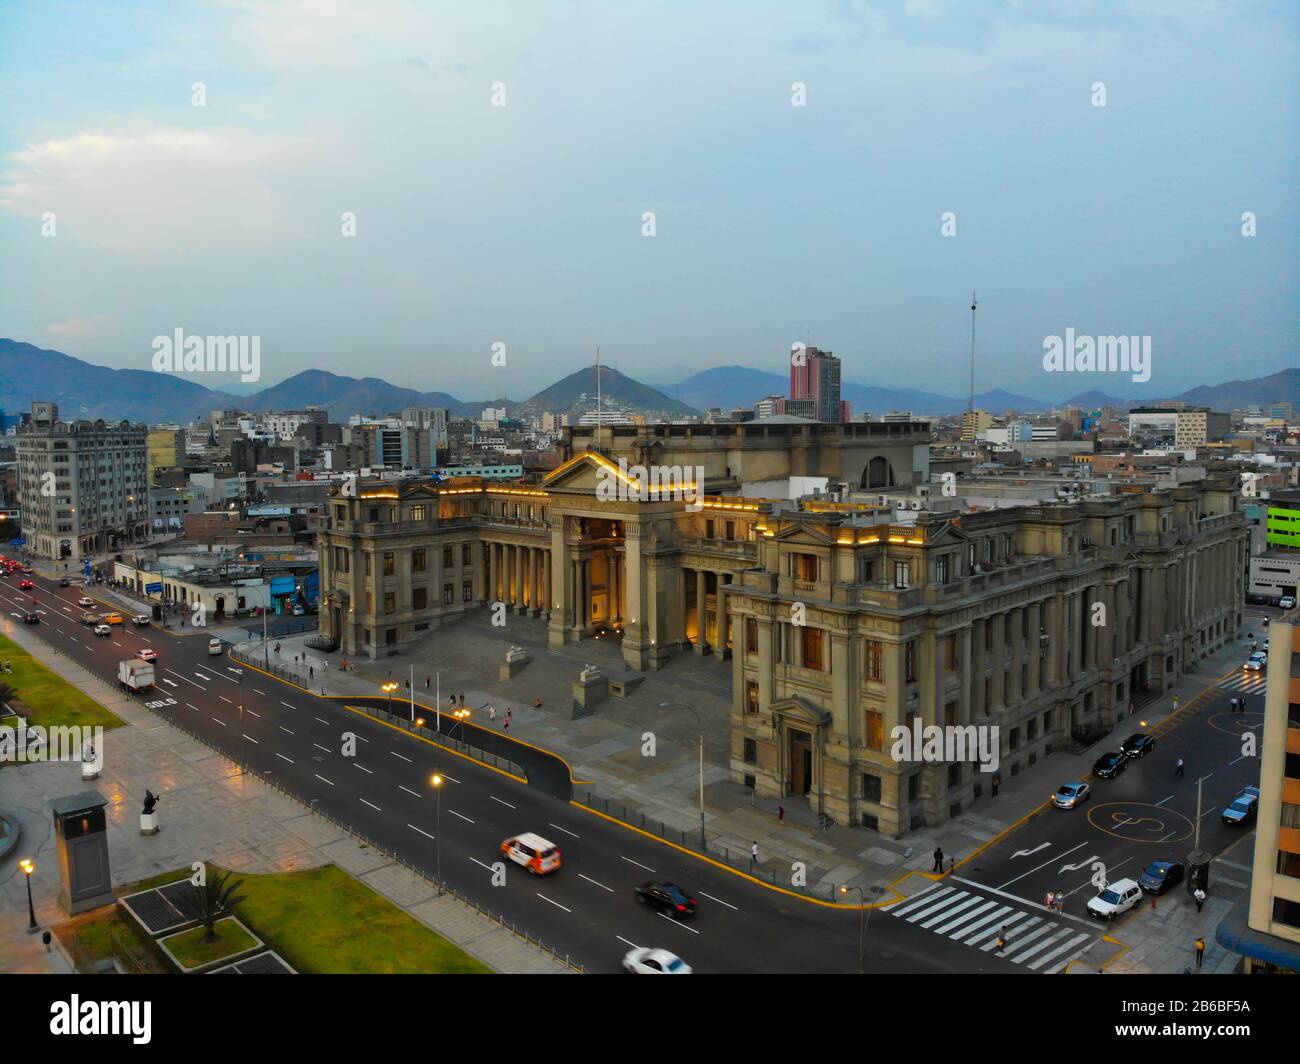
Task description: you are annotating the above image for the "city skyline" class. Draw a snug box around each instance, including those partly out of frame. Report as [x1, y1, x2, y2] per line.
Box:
[1, 1, 1296, 400]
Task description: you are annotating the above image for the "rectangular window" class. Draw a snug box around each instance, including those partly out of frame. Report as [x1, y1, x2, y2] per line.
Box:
[860, 558, 875, 584]
[865, 639, 883, 681]
[383, 552, 394, 576]
[463, 581, 473, 602]
[411, 505, 426, 521]
[894, 561, 909, 589]
[706, 519, 715, 539]
[413, 587, 427, 610]
[864, 712, 883, 751]
[363, 554, 371, 576]
[462, 543, 472, 566]
[333, 546, 350, 573]
[801, 627, 824, 671]
[945, 633, 958, 670]
[384, 591, 395, 614]
[937, 555, 949, 584]
[412, 548, 426, 572]
[793, 552, 817, 581]
[442, 583, 453, 605]
[745, 618, 758, 654]
[443, 546, 454, 568]
[905, 641, 917, 682]
[743, 737, 756, 763]
[725, 520, 735, 540]
[745, 681, 760, 715]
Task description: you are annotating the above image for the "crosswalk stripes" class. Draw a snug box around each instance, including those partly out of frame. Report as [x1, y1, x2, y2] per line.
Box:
[1216, 671, 1266, 694]
[883, 884, 1095, 973]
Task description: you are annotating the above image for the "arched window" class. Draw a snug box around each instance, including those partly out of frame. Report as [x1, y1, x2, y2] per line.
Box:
[863, 456, 892, 489]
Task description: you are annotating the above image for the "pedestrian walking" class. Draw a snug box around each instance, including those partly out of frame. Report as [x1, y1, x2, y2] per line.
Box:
[459, 692, 465, 707]
[777, 804, 784, 824]
[1175, 757, 1185, 778]
[1194, 887, 1206, 913]
[506, 708, 512, 723]
[1045, 891, 1055, 910]
[750, 841, 759, 868]
[995, 927, 1008, 952]
[932, 846, 944, 873]
[503, 717, 509, 732]
[488, 705, 496, 721]
[1194, 936, 1205, 966]
[1172, 695, 1180, 712]
[309, 665, 314, 680]
[1055, 894, 1065, 914]
[424, 676, 431, 690]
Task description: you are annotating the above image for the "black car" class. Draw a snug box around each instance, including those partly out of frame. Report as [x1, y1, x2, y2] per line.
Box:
[1121, 733, 1156, 758]
[635, 881, 697, 918]
[1093, 750, 1129, 778]
[1138, 860, 1185, 895]
[23, 612, 39, 624]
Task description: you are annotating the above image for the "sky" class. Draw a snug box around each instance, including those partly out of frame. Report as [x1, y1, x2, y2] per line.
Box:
[0, 0, 1296, 404]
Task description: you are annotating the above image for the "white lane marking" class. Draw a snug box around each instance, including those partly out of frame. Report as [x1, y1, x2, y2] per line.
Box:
[243, 734, 259, 744]
[185, 703, 200, 712]
[490, 795, 515, 809]
[353, 763, 372, 774]
[948, 876, 1099, 928]
[616, 935, 638, 949]
[246, 709, 261, 718]
[315, 717, 329, 725]
[218, 696, 232, 704]
[194, 672, 212, 682]
[398, 785, 421, 798]
[390, 750, 412, 763]
[697, 891, 738, 911]
[315, 774, 334, 786]
[166, 669, 205, 689]
[276, 753, 294, 764]
[621, 855, 655, 873]
[657, 911, 699, 934]
[253, 688, 267, 695]
[548, 822, 580, 839]
[360, 798, 382, 812]
[449, 809, 474, 824]
[1154, 794, 1175, 806]
[469, 857, 495, 872]
[161, 679, 178, 688]
[313, 743, 330, 753]
[408, 824, 436, 840]
[280, 726, 294, 735]
[996, 841, 1086, 890]
[579, 873, 614, 893]
[536, 893, 571, 913]
[1011, 842, 1051, 859]
[281, 702, 295, 710]
[212, 717, 227, 727]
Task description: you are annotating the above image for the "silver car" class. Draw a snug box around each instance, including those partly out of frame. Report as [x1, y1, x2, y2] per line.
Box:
[1052, 781, 1090, 809]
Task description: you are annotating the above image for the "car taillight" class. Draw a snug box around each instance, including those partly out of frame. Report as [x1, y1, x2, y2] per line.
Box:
[675, 904, 686, 911]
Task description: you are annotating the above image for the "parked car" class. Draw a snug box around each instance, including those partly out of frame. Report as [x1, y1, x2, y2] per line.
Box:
[1086, 878, 1143, 919]
[292, 604, 305, 617]
[1138, 860, 1185, 895]
[622, 947, 691, 974]
[1244, 652, 1267, 672]
[1222, 786, 1260, 826]
[1121, 733, 1156, 759]
[1052, 781, 1090, 809]
[1092, 751, 1129, 779]
[635, 882, 698, 918]
[1280, 595, 1296, 610]
[132, 614, 151, 627]
[500, 833, 562, 875]
[136, 648, 158, 663]
[93, 624, 113, 637]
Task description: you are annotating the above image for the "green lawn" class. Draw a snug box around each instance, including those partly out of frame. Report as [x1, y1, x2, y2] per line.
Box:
[0, 632, 124, 733]
[164, 917, 258, 968]
[127, 865, 491, 974]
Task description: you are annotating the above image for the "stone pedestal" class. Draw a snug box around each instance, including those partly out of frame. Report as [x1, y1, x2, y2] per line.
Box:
[571, 665, 608, 719]
[80, 759, 100, 782]
[139, 812, 159, 836]
[498, 645, 532, 682]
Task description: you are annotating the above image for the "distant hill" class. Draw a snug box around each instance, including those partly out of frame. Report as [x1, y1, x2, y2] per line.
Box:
[242, 370, 492, 419]
[0, 338, 241, 422]
[1169, 368, 1300, 412]
[524, 364, 697, 416]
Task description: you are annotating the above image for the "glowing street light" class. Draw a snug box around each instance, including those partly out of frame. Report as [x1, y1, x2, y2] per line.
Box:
[20, 858, 38, 933]
[431, 773, 444, 895]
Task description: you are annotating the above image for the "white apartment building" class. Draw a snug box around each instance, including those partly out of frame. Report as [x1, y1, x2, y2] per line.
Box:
[15, 402, 149, 561]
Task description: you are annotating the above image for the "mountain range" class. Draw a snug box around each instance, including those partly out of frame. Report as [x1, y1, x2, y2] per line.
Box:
[1, 338, 1294, 426]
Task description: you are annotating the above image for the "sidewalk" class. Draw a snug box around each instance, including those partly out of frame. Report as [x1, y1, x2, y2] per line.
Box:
[0, 614, 571, 974]
[271, 610, 1256, 950]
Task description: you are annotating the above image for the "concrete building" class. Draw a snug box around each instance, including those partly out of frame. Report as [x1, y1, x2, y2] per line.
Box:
[1175, 408, 1231, 447]
[15, 402, 149, 561]
[790, 347, 851, 423]
[146, 427, 183, 483]
[1216, 622, 1300, 971]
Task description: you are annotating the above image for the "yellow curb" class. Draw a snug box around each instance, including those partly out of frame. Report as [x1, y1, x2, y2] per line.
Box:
[338, 704, 526, 785]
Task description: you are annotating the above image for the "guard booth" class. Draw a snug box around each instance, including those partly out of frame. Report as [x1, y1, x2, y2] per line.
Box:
[51, 790, 115, 915]
[1187, 848, 1212, 896]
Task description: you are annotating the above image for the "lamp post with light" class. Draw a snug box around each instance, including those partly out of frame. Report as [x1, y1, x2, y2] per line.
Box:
[431, 773, 444, 895]
[382, 679, 399, 716]
[659, 701, 706, 849]
[839, 885, 866, 973]
[20, 858, 38, 933]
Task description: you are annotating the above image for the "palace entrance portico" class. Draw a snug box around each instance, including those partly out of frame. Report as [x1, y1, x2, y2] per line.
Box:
[542, 453, 690, 672]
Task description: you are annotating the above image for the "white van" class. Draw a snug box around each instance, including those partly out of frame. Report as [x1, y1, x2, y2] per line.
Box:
[500, 833, 562, 875]
[1086, 878, 1142, 919]
[207, 637, 223, 656]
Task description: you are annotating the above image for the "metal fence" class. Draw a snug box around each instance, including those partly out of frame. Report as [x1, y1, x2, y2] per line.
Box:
[576, 789, 849, 904]
[87, 648, 582, 972]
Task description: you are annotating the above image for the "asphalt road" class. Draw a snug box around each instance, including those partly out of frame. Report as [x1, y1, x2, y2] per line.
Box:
[3, 565, 1020, 974]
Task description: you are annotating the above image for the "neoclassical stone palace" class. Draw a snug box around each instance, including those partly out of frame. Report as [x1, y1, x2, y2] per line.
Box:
[316, 420, 1248, 835]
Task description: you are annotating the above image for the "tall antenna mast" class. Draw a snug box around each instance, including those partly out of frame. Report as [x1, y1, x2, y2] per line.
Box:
[968, 291, 978, 425]
[596, 347, 602, 423]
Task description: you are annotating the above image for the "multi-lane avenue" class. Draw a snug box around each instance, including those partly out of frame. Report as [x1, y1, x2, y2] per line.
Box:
[1, 563, 1267, 973]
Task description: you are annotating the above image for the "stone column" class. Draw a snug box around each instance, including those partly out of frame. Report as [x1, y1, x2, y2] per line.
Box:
[959, 624, 973, 723]
[515, 544, 526, 613]
[621, 524, 648, 670]
[1008, 608, 1023, 704]
[547, 521, 569, 650]
[990, 612, 1006, 709]
[693, 568, 710, 654]
[717, 577, 730, 659]
[971, 618, 986, 716]
[1027, 601, 1042, 693]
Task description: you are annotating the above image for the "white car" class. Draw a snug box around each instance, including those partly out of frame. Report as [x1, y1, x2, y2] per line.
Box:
[1280, 595, 1296, 610]
[136, 648, 158, 663]
[77, 596, 94, 607]
[93, 623, 113, 638]
[1086, 877, 1142, 920]
[623, 947, 692, 974]
[208, 637, 224, 656]
[1244, 652, 1267, 672]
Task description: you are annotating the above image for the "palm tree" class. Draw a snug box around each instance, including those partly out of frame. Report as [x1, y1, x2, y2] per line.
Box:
[0, 681, 16, 705]
[180, 870, 247, 943]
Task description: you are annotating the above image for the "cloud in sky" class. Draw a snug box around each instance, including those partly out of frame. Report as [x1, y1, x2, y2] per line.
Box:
[0, 0, 1294, 402]
[48, 314, 112, 340]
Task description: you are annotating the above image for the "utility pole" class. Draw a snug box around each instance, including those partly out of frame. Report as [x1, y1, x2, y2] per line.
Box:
[967, 291, 977, 437]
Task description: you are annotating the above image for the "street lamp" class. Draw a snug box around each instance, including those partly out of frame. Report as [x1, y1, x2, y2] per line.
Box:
[431, 773, 444, 896]
[839, 885, 866, 973]
[20, 858, 38, 933]
[382, 680, 399, 716]
[660, 701, 707, 849]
